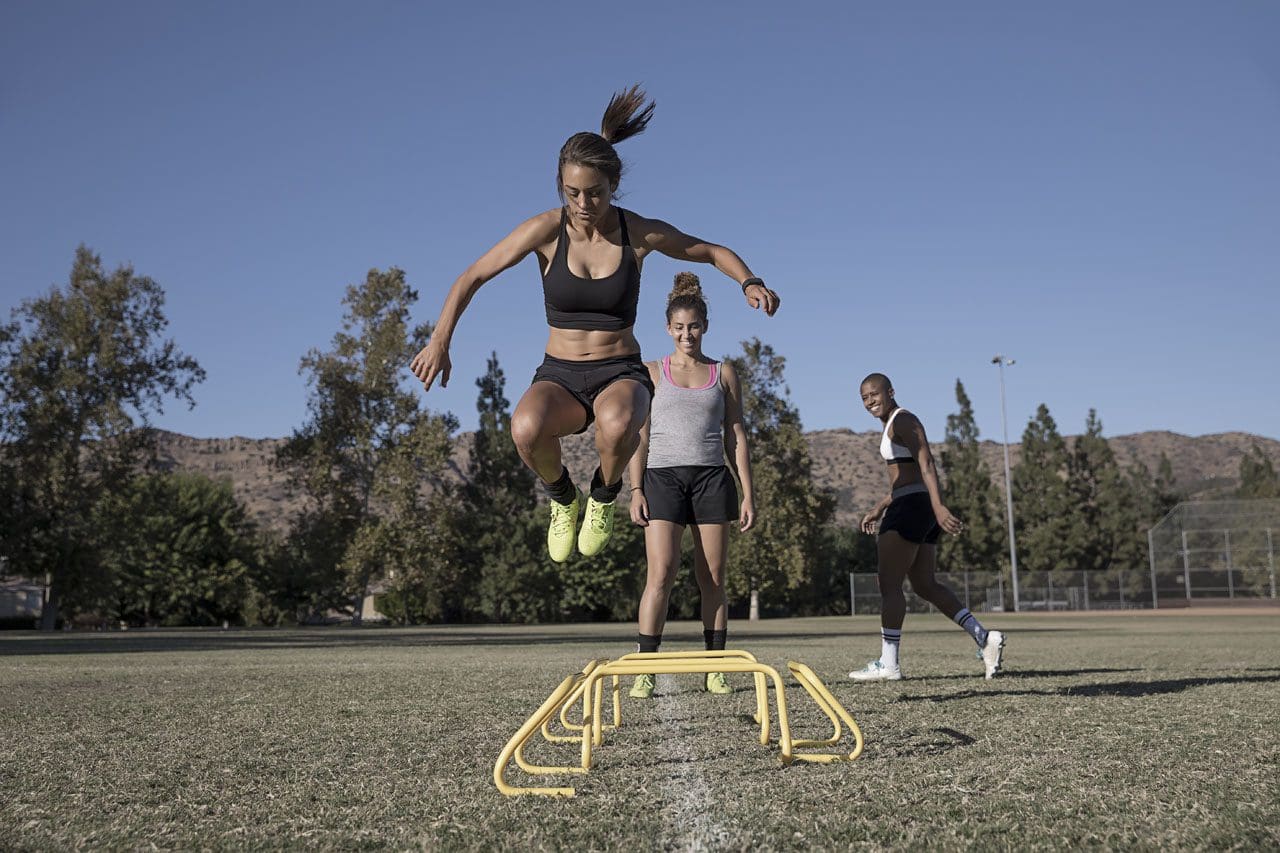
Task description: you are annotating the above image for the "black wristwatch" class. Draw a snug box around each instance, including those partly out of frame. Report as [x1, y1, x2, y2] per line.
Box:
[740, 277, 764, 293]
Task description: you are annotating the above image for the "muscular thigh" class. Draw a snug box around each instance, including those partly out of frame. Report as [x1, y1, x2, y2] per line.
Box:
[592, 379, 650, 435]
[877, 531, 918, 589]
[513, 381, 588, 438]
[906, 543, 939, 590]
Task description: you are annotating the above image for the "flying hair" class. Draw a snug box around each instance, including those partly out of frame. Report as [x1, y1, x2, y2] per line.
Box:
[557, 85, 656, 201]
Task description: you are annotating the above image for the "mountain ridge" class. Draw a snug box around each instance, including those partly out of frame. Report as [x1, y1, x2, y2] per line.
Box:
[148, 428, 1280, 531]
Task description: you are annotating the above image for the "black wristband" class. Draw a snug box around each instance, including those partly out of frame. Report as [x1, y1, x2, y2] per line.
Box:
[740, 277, 764, 293]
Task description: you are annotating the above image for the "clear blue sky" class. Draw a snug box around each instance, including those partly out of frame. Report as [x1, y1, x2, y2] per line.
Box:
[3, 1, 1277, 444]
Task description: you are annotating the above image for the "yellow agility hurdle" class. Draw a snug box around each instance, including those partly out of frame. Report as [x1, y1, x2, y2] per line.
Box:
[494, 650, 864, 797]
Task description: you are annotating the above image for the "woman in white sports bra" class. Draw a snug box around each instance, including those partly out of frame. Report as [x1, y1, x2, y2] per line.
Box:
[849, 373, 1006, 682]
[624, 272, 755, 699]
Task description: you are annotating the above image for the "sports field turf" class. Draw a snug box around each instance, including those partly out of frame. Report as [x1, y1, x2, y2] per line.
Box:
[2, 611, 1277, 850]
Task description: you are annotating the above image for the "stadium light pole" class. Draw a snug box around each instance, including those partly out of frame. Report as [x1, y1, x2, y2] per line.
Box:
[992, 355, 1021, 612]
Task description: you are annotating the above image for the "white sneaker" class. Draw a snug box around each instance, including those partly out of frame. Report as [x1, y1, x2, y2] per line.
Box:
[849, 659, 902, 682]
[981, 630, 1006, 680]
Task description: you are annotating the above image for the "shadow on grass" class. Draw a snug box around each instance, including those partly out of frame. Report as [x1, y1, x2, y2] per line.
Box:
[895, 672, 1280, 703]
[878, 726, 977, 758]
[0, 629, 640, 656]
[907, 667, 1144, 682]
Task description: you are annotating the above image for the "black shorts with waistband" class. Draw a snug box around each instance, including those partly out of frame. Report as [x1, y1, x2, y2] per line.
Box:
[878, 491, 940, 544]
[643, 465, 739, 526]
[531, 353, 655, 435]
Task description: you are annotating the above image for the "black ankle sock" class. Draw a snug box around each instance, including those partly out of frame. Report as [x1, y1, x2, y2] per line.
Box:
[590, 466, 623, 503]
[704, 629, 727, 651]
[637, 633, 662, 654]
[544, 466, 576, 505]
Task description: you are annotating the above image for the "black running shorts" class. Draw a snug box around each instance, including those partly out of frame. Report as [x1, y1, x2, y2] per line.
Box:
[878, 492, 940, 544]
[642, 465, 739, 526]
[531, 353, 655, 435]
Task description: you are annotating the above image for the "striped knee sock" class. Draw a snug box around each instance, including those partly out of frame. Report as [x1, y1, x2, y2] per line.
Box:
[880, 628, 901, 669]
[953, 608, 989, 647]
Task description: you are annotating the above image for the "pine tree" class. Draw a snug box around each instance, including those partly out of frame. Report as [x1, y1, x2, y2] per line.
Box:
[1011, 404, 1077, 575]
[459, 353, 559, 622]
[1238, 444, 1280, 499]
[939, 380, 1005, 575]
[722, 338, 835, 615]
[1066, 409, 1139, 576]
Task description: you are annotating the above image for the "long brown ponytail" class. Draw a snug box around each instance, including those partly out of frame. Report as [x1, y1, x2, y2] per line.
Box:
[557, 84, 655, 201]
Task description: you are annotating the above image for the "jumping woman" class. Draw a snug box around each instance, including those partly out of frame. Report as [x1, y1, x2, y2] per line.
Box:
[410, 85, 779, 563]
[625, 273, 754, 698]
[849, 373, 1006, 681]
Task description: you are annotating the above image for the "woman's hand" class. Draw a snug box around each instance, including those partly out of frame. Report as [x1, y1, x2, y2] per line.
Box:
[744, 282, 780, 316]
[410, 339, 452, 391]
[860, 507, 885, 535]
[629, 491, 649, 527]
[934, 504, 964, 536]
[739, 495, 756, 532]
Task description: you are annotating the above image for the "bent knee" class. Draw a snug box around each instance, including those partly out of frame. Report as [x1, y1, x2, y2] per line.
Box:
[594, 409, 641, 446]
[509, 411, 544, 454]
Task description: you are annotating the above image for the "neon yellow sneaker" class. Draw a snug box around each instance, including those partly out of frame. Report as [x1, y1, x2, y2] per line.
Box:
[576, 496, 616, 557]
[628, 673, 655, 699]
[704, 672, 732, 694]
[546, 493, 580, 563]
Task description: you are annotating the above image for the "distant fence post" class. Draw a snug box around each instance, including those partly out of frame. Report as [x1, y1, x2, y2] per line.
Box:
[1181, 529, 1192, 604]
[1224, 529, 1234, 599]
[998, 575, 1005, 610]
[1147, 529, 1157, 609]
[1082, 570, 1090, 610]
[1120, 569, 1127, 608]
[849, 573, 855, 616]
[1269, 529, 1276, 599]
[963, 571, 971, 609]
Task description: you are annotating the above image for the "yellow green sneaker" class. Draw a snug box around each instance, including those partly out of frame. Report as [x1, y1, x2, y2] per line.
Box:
[704, 672, 732, 694]
[576, 495, 616, 557]
[628, 673, 655, 698]
[546, 493, 580, 563]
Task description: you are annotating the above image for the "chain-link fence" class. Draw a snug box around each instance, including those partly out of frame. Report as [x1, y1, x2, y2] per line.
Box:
[848, 569, 1156, 614]
[1148, 499, 1280, 607]
[846, 500, 1280, 614]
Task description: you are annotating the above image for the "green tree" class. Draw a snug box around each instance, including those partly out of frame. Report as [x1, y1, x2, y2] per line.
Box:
[1011, 404, 1077, 575]
[97, 472, 259, 626]
[1238, 444, 1280, 499]
[0, 246, 204, 629]
[453, 353, 555, 622]
[276, 267, 456, 624]
[1066, 410, 1144, 576]
[722, 338, 835, 616]
[939, 379, 1006, 574]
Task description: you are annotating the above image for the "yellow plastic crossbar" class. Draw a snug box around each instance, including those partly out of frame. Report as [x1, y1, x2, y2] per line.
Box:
[493, 650, 864, 797]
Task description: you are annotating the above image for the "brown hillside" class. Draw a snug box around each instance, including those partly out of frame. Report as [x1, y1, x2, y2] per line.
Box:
[152, 429, 1280, 531]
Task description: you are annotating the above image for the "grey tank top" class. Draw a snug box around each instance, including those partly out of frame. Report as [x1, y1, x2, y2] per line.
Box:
[646, 356, 726, 468]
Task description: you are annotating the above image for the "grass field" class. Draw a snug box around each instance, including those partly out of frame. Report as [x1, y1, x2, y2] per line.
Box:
[2, 611, 1278, 850]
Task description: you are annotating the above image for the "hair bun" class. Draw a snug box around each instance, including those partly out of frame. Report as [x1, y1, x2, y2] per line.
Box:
[668, 271, 702, 304]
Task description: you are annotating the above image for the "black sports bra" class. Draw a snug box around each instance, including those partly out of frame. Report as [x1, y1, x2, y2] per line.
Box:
[542, 207, 640, 331]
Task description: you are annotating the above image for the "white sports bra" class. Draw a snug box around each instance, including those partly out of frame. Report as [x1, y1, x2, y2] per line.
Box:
[880, 408, 915, 465]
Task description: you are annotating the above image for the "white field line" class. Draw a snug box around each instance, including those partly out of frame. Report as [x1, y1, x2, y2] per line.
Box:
[653, 674, 731, 852]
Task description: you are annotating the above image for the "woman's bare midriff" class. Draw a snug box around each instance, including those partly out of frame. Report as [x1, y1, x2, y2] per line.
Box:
[886, 465, 924, 493]
[544, 326, 641, 360]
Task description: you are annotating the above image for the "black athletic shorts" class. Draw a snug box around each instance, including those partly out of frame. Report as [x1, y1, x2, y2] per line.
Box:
[642, 465, 739, 526]
[531, 353, 655, 435]
[879, 492, 940, 544]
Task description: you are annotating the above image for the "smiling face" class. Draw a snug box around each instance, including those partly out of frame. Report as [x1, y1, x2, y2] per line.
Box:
[860, 376, 895, 421]
[560, 163, 614, 228]
[666, 307, 707, 357]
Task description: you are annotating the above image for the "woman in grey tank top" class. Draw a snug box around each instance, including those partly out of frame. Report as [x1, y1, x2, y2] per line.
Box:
[624, 273, 756, 699]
